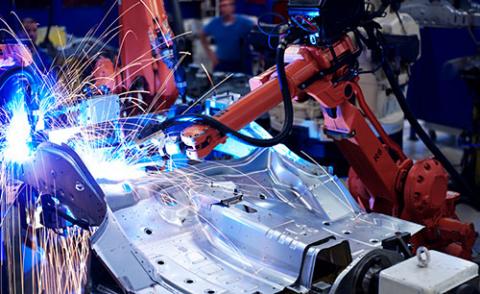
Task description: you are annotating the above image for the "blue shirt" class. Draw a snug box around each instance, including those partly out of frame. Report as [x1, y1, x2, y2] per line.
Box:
[204, 15, 254, 62]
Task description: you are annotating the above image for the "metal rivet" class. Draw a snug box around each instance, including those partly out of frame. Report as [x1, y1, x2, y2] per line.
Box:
[75, 181, 85, 192]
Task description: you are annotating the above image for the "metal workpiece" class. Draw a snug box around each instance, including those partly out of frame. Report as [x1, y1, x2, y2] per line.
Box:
[91, 146, 422, 293]
[22, 142, 107, 226]
[74, 94, 121, 126]
[19, 133, 424, 293]
[401, 0, 480, 27]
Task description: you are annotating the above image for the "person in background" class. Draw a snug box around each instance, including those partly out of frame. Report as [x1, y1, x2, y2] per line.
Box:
[19, 18, 53, 74]
[200, 0, 254, 75]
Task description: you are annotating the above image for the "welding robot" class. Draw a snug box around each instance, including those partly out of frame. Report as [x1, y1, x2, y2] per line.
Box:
[0, 41, 46, 144]
[267, 0, 420, 175]
[138, 0, 477, 261]
[91, 0, 187, 116]
[0, 40, 52, 293]
[3, 0, 480, 292]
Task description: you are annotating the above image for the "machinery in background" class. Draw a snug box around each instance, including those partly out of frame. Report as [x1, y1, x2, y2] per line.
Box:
[400, 0, 480, 27]
[445, 54, 480, 211]
[90, 0, 187, 116]
[139, 0, 476, 259]
[400, 0, 480, 206]
[267, 0, 420, 175]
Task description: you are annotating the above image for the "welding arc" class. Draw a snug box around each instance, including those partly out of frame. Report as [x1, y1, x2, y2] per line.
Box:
[151, 38, 294, 148]
[373, 30, 477, 205]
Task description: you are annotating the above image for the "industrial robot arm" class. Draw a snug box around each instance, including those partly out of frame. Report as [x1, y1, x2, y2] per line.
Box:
[140, 0, 475, 258]
[119, 0, 186, 96]
[93, 0, 186, 111]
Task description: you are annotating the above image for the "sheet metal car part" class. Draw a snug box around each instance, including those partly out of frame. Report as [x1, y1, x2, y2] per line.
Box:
[23, 133, 423, 293]
[92, 145, 422, 293]
[24, 145, 421, 293]
[22, 142, 107, 226]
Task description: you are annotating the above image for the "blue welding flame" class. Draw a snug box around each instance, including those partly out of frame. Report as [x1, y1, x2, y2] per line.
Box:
[0, 67, 45, 163]
[3, 92, 33, 163]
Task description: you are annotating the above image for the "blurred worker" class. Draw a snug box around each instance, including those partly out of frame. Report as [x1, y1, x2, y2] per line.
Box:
[19, 18, 53, 74]
[200, 0, 254, 74]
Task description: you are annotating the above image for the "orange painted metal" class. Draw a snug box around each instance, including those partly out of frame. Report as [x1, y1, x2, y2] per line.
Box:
[93, 56, 120, 93]
[118, 0, 178, 113]
[92, 0, 178, 114]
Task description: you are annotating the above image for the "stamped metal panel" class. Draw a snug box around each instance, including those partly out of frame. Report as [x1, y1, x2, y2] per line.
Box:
[22, 142, 107, 225]
[92, 125, 422, 293]
[92, 153, 422, 293]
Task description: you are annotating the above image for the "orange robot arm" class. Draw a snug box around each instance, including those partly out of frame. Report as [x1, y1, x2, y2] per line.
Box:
[181, 36, 402, 210]
[93, 0, 185, 113]
[178, 35, 475, 259]
[118, 0, 177, 109]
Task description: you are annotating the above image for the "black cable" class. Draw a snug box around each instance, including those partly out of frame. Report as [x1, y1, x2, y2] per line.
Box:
[139, 36, 294, 148]
[257, 12, 287, 37]
[395, 11, 407, 36]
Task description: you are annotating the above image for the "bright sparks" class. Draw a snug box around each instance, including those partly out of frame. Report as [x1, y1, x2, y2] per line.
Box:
[4, 99, 33, 163]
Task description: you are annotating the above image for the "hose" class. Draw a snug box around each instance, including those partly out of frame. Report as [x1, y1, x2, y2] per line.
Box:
[139, 36, 295, 148]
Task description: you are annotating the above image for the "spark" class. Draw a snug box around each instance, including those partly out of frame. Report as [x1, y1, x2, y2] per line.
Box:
[0, 2, 348, 293]
[0, 8, 143, 293]
[3, 99, 32, 163]
[74, 145, 145, 181]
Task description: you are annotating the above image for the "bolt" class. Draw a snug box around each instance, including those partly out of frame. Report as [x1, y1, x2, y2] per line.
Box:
[424, 163, 431, 170]
[417, 175, 424, 183]
[75, 181, 85, 192]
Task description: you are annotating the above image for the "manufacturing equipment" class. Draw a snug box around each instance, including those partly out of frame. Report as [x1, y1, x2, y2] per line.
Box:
[91, 0, 187, 115]
[139, 0, 476, 259]
[1, 0, 480, 293]
[18, 130, 479, 293]
[400, 0, 480, 207]
[267, 0, 420, 175]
